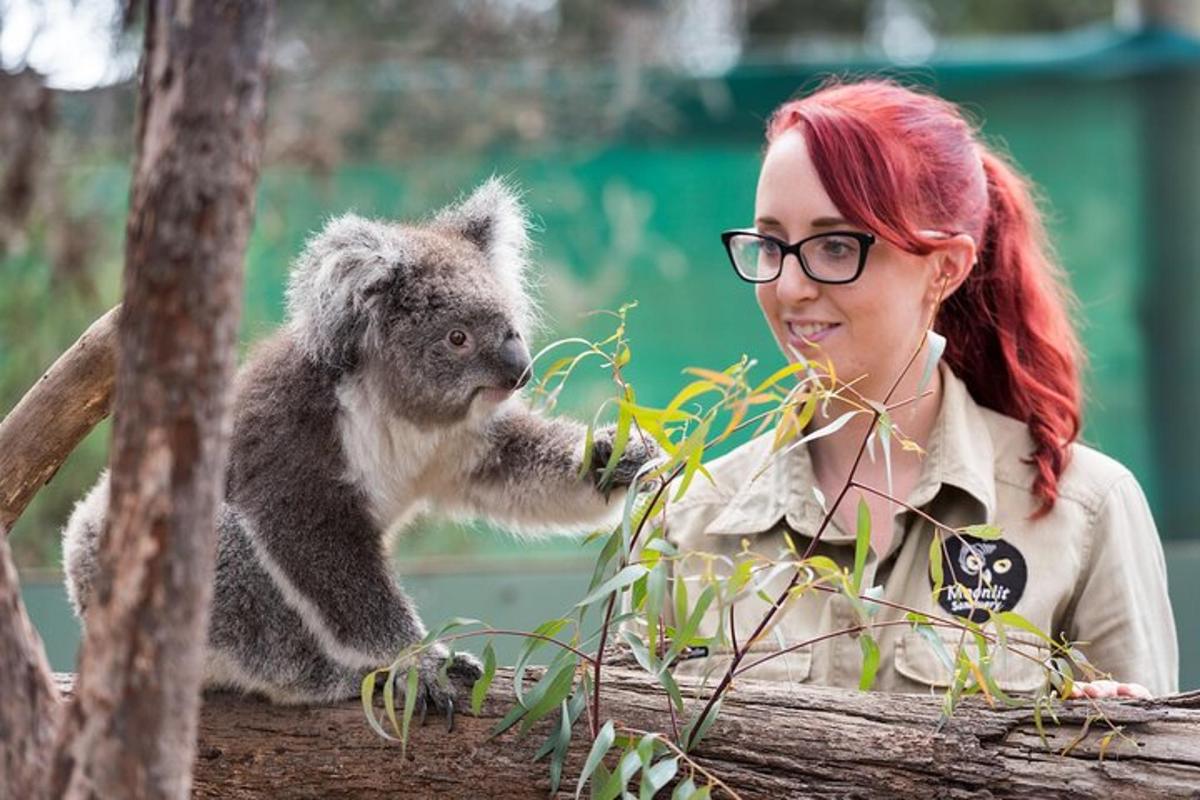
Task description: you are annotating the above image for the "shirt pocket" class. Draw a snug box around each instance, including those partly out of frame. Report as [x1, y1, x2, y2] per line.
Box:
[894, 629, 1048, 694]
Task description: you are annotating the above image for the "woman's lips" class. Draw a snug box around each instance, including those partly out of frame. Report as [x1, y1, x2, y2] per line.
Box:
[786, 321, 840, 344]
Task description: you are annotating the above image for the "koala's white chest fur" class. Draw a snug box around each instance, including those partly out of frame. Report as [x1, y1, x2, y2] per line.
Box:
[335, 376, 492, 531]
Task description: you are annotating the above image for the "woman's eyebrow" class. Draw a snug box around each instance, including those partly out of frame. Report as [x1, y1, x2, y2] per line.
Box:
[754, 215, 853, 230]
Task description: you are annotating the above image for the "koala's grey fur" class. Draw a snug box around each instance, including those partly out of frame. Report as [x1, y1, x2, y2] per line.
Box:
[62, 178, 657, 708]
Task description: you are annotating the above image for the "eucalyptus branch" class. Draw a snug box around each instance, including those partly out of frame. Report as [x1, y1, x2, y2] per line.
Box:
[437, 629, 597, 666]
[591, 463, 685, 736]
[618, 726, 746, 800]
[732, 618, 957, 677]
[684, 306, 943, 750]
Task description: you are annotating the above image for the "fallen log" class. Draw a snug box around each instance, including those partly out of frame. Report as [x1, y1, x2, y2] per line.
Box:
[65, 667, 1195, 799]
[0, 305, 119, 533]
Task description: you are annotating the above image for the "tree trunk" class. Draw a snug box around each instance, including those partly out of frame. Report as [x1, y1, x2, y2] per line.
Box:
[0, 533, 60, 797]
[46, 2, 273, 799]
[157, 668, 1200, 798]
[0, 306, 119, 534]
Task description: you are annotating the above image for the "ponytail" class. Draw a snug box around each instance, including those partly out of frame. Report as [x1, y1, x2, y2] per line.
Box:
[937, 149, 1083, 516]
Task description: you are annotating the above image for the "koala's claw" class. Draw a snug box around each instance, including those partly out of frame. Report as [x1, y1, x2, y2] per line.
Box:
[402, 650, 482, 733]
[589, 430, 663, 496]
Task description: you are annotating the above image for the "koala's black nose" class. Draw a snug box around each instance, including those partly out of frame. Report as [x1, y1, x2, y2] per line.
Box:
[499, 334, 532, 390]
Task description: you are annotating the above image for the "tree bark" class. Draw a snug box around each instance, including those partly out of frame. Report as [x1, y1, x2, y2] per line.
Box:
[0, 306, 119, 534]
[0, 533, 60, 797]
[46, 2, 273, 799]
[158, 668, 1200, 799]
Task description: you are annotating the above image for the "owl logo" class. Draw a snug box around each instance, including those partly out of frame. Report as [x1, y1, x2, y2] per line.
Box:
[934, 535, 1028, 623]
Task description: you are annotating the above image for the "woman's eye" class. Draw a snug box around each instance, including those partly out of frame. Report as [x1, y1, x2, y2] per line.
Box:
[448, 329, 468, 347]
[819, 238, 854, 259]
[761, 239, 781, 256]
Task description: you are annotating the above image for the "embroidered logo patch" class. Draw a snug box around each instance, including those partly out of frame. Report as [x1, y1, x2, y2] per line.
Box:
[932, 535, 1027, 623]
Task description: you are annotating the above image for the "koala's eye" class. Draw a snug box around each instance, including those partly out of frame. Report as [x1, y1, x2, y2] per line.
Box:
[447, 329, 469, 348]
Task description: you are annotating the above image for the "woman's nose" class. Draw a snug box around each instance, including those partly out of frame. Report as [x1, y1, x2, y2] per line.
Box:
[773, 253, 820, 304]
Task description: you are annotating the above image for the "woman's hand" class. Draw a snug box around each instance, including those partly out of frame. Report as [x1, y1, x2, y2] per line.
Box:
[1068, 679, 1152, 700]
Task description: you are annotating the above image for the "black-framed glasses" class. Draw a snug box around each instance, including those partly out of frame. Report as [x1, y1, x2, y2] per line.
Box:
[721, 229, 877, 285]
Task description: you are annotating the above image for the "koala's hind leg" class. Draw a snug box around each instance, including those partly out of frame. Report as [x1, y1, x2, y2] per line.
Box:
[235, 503, 482, 713]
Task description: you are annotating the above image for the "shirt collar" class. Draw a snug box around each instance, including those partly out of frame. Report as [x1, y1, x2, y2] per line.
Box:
[705, 362, 996, 539]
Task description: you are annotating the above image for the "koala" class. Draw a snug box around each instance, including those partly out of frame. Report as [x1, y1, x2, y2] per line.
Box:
[62, 178, 658, 712]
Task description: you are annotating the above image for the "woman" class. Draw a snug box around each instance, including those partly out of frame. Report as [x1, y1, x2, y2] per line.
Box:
[665, 79, 1177, 698]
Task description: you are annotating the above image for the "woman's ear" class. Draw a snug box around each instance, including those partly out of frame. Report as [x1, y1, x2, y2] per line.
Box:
[930, 233, 977, 300]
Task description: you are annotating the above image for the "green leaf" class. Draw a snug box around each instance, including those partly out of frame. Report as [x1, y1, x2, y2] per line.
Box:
[599, 401, 634, 486]
[683, 697, 723, 752]
[777, 409, 859, 456]
[383, 666, 400, 738]
[919, 330, 946, 395]
[548, 697, 575, 794]
[641, 756, 680, 799]
[401, 665, 419, 758]
[578, 422, 596, 479]
[673, 419, 712, 500]
[598, 748, 644, 800]
[862, 584, 884, 619]
[666, 584, 716, 663]
[471, 641, 497, 716]
[671, 778, 698, 800]
[672, 573, 689, 629]
[518, 656, 578, 735]
[644, 563, 668, 669]
[636, 733, 657, 766]
[656, 662, 685, 711]
[962, 524, 1003, 541]
[513, 617, 571, 707]
[858, 633, 881, 691]
[929, 534, 944, 602]
[915, 624, 955, 674]
[620, 629, 654, 673]
[420, 616, 483, 647]
[852, 498, 871, 593]
[576, 720, 616, 799]
[576, 564, 649, 609]
[360, 670, 398, 742]
[995, 611, 1053, 645]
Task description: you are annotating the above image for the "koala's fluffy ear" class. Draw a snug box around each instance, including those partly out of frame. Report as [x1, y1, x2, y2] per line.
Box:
[286, 213, 402, 369]
[433, 177, 535, 327]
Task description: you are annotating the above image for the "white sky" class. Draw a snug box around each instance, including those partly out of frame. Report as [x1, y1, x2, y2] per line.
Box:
[0, 0, 135, 90]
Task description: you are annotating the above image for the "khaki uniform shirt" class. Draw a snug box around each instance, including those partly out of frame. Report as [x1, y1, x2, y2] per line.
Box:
[662, 366, 1179, 696]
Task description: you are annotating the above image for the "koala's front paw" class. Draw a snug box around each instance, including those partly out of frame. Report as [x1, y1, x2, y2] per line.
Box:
[589, 427, 663, 496]
[403, 649, 484, 733]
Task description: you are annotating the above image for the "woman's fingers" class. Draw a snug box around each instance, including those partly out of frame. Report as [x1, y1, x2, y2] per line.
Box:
[1115, 682, 1153, 700]
[1067, 680, 1152, 700]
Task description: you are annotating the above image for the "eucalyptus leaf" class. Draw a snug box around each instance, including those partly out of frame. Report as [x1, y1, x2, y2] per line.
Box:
[471, 640, 496, 716]
[576, 720, 616, 800]
[919, 330, 947, 395]
[858, 633, 881, 691]
[576, 564, 650, 609]
[852, 497, 871, 593]
[641, 757, 680, 799]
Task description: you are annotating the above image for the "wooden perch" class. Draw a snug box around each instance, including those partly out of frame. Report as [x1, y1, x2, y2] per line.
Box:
[80, 667, 1196, 799]
[0, 305, 118, 533]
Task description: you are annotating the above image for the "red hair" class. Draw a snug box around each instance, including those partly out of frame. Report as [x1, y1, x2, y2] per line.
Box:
[766, 78, 1082, 515]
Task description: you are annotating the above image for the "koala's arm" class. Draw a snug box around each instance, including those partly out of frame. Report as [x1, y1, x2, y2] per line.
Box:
[451, 406, 658, 532]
